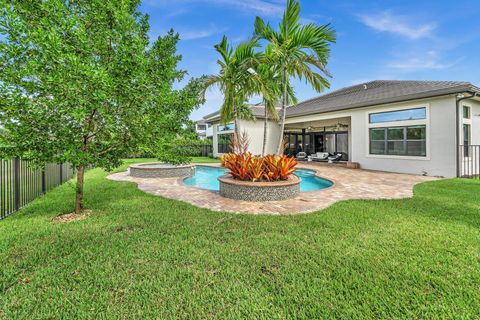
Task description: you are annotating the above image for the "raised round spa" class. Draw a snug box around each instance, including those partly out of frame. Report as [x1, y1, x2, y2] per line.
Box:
[129, 163, 193, 178]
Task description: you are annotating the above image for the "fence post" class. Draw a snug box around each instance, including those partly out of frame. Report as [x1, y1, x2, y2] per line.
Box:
[13, 158, 20, 211]
[42, 166, 46, 194]
[60, 163, 63, 184]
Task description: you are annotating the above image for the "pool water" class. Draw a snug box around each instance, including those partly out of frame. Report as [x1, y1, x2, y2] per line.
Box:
[294, 168, 333, 191]
[183, 166, 333, 192]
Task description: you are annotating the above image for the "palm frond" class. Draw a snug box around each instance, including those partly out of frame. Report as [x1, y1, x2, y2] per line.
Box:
[280, 0, 301, 40]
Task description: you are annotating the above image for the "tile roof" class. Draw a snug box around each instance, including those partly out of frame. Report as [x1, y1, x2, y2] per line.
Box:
[203, 103, 280, 123]
[286, 80, 480, 118]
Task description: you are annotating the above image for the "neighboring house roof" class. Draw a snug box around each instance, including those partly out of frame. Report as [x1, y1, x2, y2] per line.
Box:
[286, 80, 480, 118]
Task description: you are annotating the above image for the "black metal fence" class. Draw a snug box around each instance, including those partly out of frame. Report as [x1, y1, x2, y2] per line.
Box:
[459, 145, 480, 179]
[198, 144, 213, 157]
[0, 159, 75, 220]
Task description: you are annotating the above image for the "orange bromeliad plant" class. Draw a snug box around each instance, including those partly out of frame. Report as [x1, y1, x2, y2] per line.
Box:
[277, 155, 297, 180]
[222, 152, 252, 180]
[248, 157, 265, 182]
[220, 152, 298, 182]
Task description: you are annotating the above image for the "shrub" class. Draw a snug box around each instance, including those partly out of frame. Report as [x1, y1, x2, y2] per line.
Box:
[221, 152, 298, 182]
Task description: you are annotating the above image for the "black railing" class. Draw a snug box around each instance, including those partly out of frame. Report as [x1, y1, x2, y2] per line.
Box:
[459, 145, 480, 179]
[196, 144, 213, 157]
[0, 159, 75, 220]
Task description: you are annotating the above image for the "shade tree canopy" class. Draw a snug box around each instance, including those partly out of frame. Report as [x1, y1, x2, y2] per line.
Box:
[0, 0, 204, 213]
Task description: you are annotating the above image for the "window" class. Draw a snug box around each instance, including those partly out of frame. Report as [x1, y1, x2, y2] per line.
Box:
[369, 107, 426, 124]
[463, 124, 471, 157]
[217, 123, 235, 132]
[464, 124, 471, 146]
[369, 125, 426, 157]
[197, 124, 206, 130]
[325, 133, 336, 154]
[463, 106, 471, 119]
[218, 134, 232, 153]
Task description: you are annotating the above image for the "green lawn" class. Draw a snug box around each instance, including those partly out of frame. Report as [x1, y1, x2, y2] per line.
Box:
[1, 158, 480, 319]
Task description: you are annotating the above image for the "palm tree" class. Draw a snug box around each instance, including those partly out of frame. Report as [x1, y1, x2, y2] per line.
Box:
[201, 36, 259, 139]
[254, 0, 336, 155]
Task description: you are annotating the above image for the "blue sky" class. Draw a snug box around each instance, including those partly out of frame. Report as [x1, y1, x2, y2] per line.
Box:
[140, 0, 480, 121]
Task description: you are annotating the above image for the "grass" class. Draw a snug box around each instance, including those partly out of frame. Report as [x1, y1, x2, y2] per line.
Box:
[1, 158, 480, 318]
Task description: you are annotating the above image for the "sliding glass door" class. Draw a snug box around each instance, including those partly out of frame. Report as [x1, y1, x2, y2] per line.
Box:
[284, 131, 349, 160]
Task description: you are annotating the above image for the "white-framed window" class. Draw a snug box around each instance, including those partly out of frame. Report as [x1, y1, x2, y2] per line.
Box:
[369, 126, 426, 157]
[367, 105, 429, 158]
[463, 106, 471, 119]
[369, 107, 427, 124]
[217, 123, 235, 132]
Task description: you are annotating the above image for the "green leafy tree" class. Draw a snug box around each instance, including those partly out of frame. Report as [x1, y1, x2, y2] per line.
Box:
[151, 117, 207, 165]
[201, 36, 259, 138]
[0, 0, 202, 214]
[254, 0, 336, 154]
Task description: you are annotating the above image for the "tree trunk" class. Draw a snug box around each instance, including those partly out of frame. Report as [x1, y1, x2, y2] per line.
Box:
[232, 96, 241, 153]
[276, 68, 288, 155]
[233, 99, 240, 139]
[262, 99, 268, 156]
[75, 165, 85, 214]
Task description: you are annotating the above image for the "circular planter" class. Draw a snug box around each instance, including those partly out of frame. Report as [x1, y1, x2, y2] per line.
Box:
[218, 175, 300, 202]
[129, 163, 193, 178]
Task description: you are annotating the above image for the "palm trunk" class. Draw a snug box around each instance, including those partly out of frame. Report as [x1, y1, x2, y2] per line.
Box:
[75, 165, 85, 214]
[276, 68, 288, 155]
[233, 95, 240, 153]
[262, 99, 268, 156]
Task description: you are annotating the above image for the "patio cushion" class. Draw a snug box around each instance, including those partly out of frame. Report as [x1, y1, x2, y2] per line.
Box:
[296, 152, 307, 159]
[312, 152, 329, 160]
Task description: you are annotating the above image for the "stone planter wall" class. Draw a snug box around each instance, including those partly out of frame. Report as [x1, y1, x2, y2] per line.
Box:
[130, 163, 193, 178]
[218, 175, 300, 202]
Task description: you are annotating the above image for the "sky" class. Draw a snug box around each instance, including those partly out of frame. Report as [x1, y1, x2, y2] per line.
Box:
[139, 0, 480, 121]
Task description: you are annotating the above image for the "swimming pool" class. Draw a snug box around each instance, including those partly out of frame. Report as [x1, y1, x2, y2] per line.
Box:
[183, 166, 333, 192]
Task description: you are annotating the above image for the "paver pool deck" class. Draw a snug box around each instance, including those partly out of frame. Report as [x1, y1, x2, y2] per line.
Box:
[108, 163, 437, 215]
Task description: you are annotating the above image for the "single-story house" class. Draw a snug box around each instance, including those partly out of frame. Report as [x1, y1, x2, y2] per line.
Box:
[203, 80, 480, 178]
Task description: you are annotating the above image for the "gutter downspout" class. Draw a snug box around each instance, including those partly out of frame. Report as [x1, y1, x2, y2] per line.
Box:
[456, 92, 477, 177]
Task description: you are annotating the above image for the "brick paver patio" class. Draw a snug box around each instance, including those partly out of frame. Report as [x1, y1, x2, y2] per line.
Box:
[108, 163, 437, 215]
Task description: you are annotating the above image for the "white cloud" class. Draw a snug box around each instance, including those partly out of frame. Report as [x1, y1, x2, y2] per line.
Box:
[181, 29, 217, 40]
[145, 0, 284, 15]
[359, 11, 435, 39]
[388, 51, 458, 71]
[217, 0, 284, 15]
[177, 24, 227, 40]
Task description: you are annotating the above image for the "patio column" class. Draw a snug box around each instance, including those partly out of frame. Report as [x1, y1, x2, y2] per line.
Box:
[302, 129, 306, 152]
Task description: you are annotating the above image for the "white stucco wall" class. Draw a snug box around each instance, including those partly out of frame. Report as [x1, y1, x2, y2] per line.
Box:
[348, 96, 457, 177]
[238, 119, 281, 155]
[211, 119, 281, 157]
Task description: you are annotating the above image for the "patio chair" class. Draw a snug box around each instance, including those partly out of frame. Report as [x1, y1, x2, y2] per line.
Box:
[311, 152, 330, 162]
[295, 152, 308, 161]
[327, 153, 343, 163]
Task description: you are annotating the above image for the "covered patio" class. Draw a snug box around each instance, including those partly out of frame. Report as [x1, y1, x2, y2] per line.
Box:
[284, 116, 351, 161]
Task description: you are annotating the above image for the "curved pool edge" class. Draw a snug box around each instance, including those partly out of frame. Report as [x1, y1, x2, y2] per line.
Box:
[181, 164, 335, 193]
[294, 166, 336, 193]
[180, 164, 227, 193]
